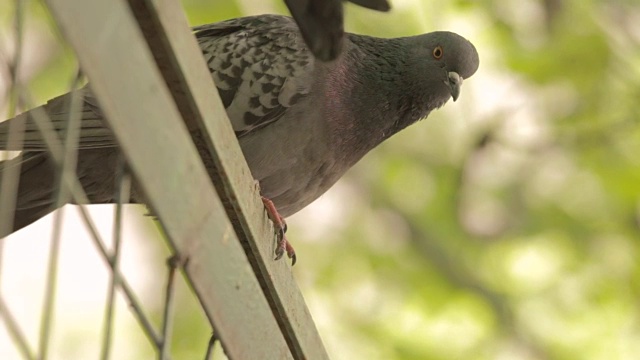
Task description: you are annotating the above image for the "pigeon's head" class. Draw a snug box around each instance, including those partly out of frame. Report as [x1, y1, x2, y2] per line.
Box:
[408, 31, 479, 103]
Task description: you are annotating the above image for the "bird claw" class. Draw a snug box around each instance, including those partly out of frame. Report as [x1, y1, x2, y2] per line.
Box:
[262, 196, 297, 265]
[274, 234, 297, 266]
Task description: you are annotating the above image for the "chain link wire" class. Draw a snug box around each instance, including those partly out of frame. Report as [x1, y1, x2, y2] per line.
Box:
[0, 1, 222, 358]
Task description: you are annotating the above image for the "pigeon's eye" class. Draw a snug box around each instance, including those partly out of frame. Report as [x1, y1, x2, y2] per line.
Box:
[433, 46, 443, 59]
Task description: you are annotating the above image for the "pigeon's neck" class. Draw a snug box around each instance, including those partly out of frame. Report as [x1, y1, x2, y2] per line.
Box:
[325, 35, 432, 162]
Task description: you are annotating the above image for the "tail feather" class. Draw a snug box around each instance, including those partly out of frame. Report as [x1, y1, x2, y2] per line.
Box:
[0, 152, 58, 238]
[0, 87, 116, 151]
[0, 87, 122, 237]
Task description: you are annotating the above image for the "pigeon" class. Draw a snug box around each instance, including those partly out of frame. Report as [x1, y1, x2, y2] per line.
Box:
[284, 0, 391, 61]
[0, 15, 479, 263]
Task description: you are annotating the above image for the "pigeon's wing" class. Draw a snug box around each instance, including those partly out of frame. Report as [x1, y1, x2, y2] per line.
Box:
[0, 15, 312, 151]
[284, 0, 390, 61]
[0, 88, 114, 151]
[195, 15, 314, 136]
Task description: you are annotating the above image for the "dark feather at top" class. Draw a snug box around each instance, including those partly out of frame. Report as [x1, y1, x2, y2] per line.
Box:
[284, 0, 391, 61]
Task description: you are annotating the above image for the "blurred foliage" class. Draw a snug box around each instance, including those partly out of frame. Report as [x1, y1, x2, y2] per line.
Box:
[1, 0, 639, 359]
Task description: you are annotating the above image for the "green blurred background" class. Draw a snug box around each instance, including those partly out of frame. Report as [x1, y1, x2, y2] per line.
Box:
[1, 0, 640, 359]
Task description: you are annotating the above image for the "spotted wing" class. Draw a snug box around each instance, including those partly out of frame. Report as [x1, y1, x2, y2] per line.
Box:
[195, 15, 314, 136]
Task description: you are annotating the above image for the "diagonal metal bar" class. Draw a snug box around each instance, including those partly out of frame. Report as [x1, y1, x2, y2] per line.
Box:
[43, 0, 294, 357]
[0, 1, 173, 356]
[125, 1, 329, 358]
[17, 89, 165, 351]
[159, 256, 180, 360]
[0, 294, 36, 360]
[38, 201, 63, 360]
[38, 72, 83, 360]
[0, 17, 26, 352]
[101, 154, 131, 360]
[204, 332, 218, 360]
[0, 0, 27, 241]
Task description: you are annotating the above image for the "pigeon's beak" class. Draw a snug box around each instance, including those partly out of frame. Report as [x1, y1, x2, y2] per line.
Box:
[447, 71, 463, 102]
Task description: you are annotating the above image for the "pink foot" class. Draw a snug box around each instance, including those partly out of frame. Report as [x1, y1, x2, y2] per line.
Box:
[261, 197, 296, 265]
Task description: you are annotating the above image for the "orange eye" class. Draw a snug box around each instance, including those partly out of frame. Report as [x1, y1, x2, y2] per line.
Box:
[433, 46, 443, 59]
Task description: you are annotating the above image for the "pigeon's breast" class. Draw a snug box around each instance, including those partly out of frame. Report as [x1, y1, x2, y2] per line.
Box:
[236, 93, 350, 217]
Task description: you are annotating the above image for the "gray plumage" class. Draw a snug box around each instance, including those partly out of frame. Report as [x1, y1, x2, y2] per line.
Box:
[0, 15, 479, 237]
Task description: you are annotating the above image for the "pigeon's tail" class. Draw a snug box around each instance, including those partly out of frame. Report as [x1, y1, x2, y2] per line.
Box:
[0, 92, 80, 238]
[0, 152, 58, 238]
[0, 87, 114, 152]
[0, 87, 116, 238]
[0, 92, 73, 151]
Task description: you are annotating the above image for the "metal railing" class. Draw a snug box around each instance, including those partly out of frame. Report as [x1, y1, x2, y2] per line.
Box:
[0, 0, 328, 358]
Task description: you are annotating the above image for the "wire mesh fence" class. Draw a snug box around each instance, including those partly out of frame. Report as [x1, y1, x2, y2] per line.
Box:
[0, 0, 326, 359]
[0, 3, 217, 358]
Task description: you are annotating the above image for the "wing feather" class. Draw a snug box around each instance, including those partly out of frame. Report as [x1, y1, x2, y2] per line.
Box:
[0, 15, 314, 151]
